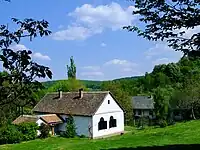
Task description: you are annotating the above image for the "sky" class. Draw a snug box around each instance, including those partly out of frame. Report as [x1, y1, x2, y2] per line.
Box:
[0, 0, 192, 81]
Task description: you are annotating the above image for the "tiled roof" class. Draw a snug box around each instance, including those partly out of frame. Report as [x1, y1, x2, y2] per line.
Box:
[32, 91, 109, 116]
[12, 115, 38, 124]
[40, 114, 62, 124]
[132, 96, 154, 109]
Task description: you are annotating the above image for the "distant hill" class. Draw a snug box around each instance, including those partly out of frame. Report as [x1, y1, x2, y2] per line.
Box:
[43, 76, 143, 90]
[42, 80, 102, 90]
[113, 76, 143, 81]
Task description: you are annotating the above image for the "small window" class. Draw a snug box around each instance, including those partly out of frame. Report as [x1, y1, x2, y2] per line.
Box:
[98, 117, 107, 130]
[108, 100, 110, 104]
[109, 116, 117, 128]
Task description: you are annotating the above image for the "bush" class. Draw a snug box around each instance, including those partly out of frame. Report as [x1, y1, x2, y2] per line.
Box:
[0, 124, 23, 145]
[159, 120, 168, 128]
[79, 134, 86, 138]
[39, 123, 51, 138]
[17, 122, 38, 141]
[64, 115, 76, 138]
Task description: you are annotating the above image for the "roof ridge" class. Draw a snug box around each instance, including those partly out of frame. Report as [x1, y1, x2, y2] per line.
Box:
[47, 91, 110, 94]
[22, 115, 37, 118]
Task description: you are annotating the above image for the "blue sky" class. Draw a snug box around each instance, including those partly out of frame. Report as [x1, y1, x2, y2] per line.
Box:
[0, 0, 187, 81]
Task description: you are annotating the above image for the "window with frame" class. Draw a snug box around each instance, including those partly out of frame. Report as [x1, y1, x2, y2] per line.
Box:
[109, 116, 117, 128]
[98, 117, 107, 130]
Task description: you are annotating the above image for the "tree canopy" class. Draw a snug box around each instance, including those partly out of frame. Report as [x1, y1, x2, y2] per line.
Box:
[0, 16, 52, 123]
[67, 56, 76, 79]
[124, 0, 200, 57]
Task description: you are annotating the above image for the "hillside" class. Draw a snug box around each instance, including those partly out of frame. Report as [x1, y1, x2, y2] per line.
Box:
[43, 76, 142, 90]
[2, 120, 200, 150]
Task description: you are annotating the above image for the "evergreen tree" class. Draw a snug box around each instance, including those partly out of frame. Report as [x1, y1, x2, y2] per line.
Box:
[65, 115, 76, 138]
[67, 56, 76, 79]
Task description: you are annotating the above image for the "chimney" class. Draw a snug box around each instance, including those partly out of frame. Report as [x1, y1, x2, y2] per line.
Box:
[79, 88, 83, 99]
[59, 90, 62, 98]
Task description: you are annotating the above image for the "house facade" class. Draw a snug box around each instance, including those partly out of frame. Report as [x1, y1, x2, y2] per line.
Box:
[14, 89, 124, 139]
[132, 96, 154, 119]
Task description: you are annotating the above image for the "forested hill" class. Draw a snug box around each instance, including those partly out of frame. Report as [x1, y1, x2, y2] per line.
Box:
[43, 76, 142, 90]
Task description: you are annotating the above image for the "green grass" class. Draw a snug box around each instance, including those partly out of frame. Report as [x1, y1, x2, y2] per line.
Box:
[1, 121, 200, 150]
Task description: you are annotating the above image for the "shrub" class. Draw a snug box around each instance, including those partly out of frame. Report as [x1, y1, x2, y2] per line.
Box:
[0, 124, 23, 145]
[79, 134, 86, 138]
[64, 115, 76, 138]
[159, 119, 168, 128]
[17, 122, 38, 141]
[39, 123, 51, 138]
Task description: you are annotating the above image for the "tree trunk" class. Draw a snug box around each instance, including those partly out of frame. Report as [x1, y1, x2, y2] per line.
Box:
[191, 106, 196, 120]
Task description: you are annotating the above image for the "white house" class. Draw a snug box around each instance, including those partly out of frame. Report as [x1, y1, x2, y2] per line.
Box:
[14, 89, 124, 139]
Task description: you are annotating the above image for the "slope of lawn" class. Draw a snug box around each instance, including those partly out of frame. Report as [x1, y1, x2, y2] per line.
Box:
[1, 121, 200, 150]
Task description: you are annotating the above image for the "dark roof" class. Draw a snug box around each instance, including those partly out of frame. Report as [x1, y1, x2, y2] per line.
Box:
[12, 115, 38, 124]
[132, 96, 154, 109]
[40, 114, 63, 125]
[32, 91, 110, 116]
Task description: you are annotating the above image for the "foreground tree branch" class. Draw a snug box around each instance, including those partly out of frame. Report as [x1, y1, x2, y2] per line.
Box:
[124, 0, 200, 57]
[0, 18, 52, 109]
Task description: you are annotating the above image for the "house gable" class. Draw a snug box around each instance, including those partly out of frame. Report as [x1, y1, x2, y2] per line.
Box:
[94, 93, 123, 115]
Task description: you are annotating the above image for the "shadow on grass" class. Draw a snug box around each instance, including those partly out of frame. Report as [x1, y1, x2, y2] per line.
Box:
[102, 144, 200, 150]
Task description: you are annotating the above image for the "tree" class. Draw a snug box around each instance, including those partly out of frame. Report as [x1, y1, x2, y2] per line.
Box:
[153, 86, 174, 126]
[0, 19, 52, 124]
[67, 56, 76, 79]
[0, 18, 52, 118]
[64, 115, 76, 138]
[47, 79, 86, 92]
[124, 0, 200, 57]
[180, 76, 200, 120]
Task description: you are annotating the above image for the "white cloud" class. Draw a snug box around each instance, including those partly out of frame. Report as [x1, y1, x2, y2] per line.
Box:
[53, 2, 137, 40]
[82, 65, 100, 71]
[69, 3, 136, 30]
[145, 43, 183, 62]
[101, 42, 106, 47]
[152, 58, 173, 66]
[122, 67, 133, 72]
[104, 59, 137, 67]
[81, 65, 103, 79]
[9, 44, 27, 51]
[145, 43, 173, 59]
[80, 71, 104, 76]
[80, 58, 141, 80]
[52, 26, 94, 41]
[58, 25, 64, 29]
[32, 52, 51, 61]
[175, 26, 200, 39]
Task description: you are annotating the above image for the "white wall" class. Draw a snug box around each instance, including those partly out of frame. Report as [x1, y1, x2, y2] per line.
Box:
[96, 94, 123, 114]
[35, 118, 45, 136]
[92, 112, 124, 138]
[36, 118, 44, 126]
[59, 115, 92, 137]
[93, 93, 124, 138]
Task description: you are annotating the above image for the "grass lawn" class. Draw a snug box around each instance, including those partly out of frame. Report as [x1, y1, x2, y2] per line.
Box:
[1, 120, 200, 150]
